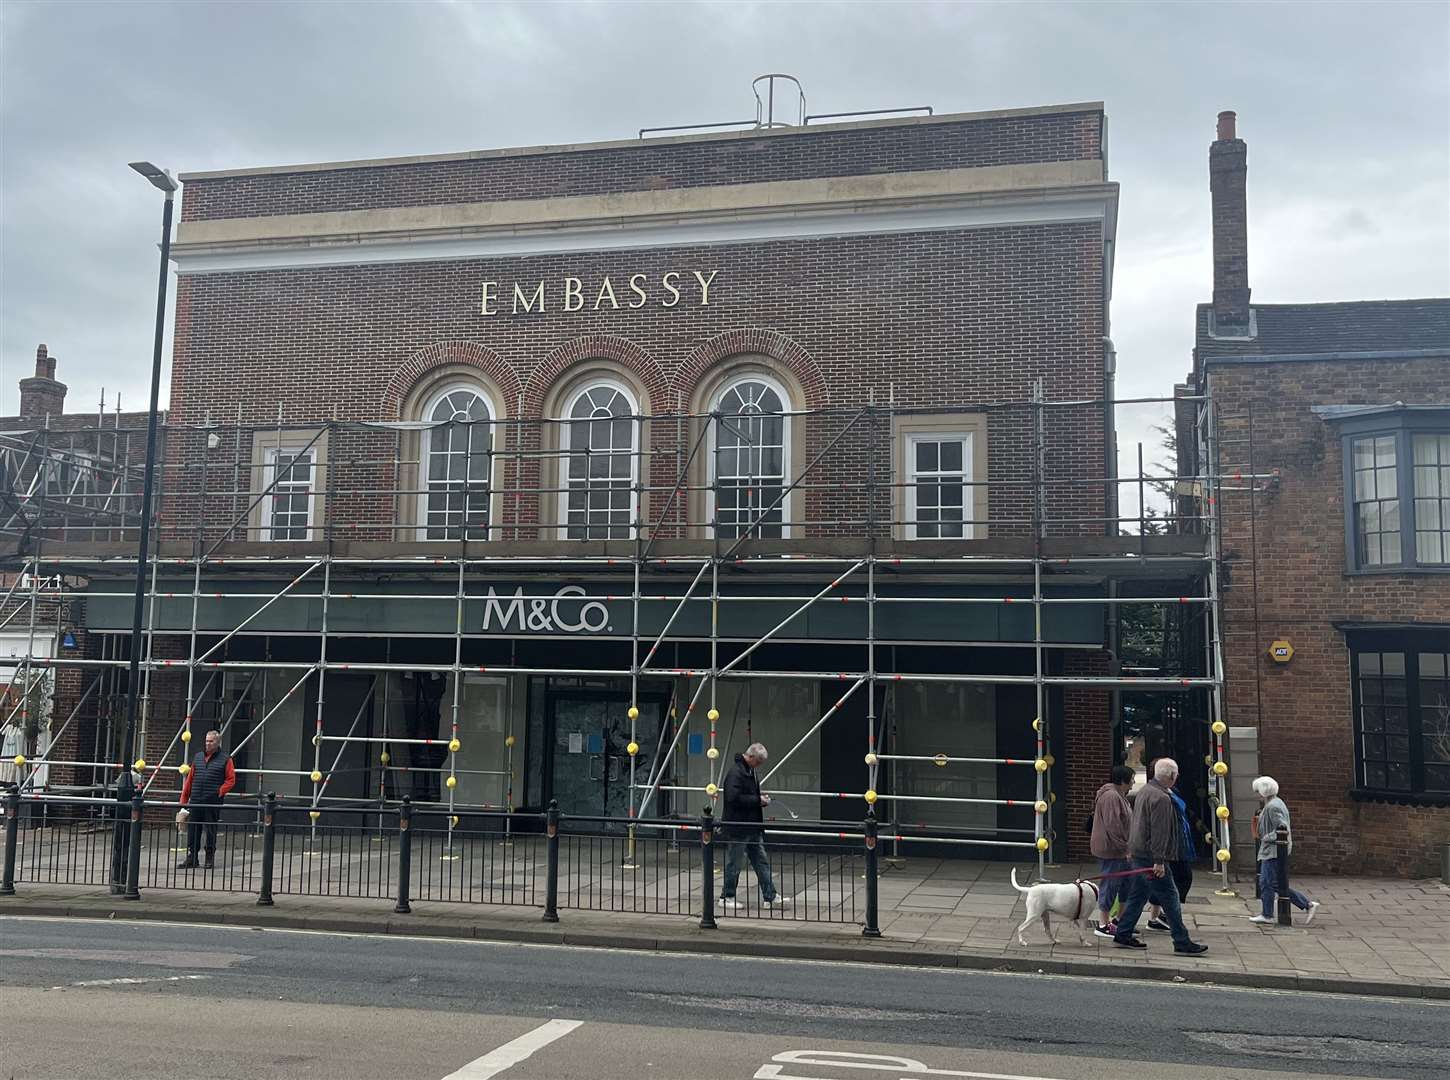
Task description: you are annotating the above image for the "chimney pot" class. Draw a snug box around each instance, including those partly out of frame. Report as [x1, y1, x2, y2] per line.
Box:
[1216, 111, 1237, 141]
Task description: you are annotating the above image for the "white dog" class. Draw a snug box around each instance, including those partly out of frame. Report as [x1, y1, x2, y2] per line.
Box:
[1009, 867, 1099, 946]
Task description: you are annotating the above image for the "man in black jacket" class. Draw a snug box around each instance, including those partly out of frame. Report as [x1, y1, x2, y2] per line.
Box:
[718, 743, 787, 909]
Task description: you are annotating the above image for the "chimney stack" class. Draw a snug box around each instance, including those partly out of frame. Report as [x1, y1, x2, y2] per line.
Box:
[1209, 110, 1252, 333]
[18, 344, 68, 419]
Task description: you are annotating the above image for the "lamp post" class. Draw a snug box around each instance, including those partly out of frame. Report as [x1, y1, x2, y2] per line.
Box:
[119, 162, 177, 771]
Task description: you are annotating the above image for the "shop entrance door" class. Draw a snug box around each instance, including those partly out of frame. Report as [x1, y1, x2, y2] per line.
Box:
[547, 690, 666, 823]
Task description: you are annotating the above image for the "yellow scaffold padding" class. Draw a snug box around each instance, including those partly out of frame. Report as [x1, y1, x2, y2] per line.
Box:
[627, 706, 639, 720]
[1216, 805, 1231, 820]
[310, 770, 323, 783]
[864, 789, 878, 805]
[1216, 848, 1232, 863]
[505, 735, 516, 748]
[1211, 720, 1227, 735]
[181, 729, 192, 743]
[864, 752, 878, 766]
[448, 738, 461, 752]
[1034, 758, 1048, 773]
[706, 747, 720, 760]
[707, 708, 720, 722]
[933, 754, 948, 767]
[1204, 754, 1214, 766]
[178, 764, 191, 776]
[134, 759, 146, 771]
[450, 815, 459, 828]
[380, 751, 390, 764]
[1050, 793, 1057, 804]
[1032, 718, 1042, 732]
[1212, 761, 1229, 776]
[1036, 837, 1049, 852]
[12, 755, 24, 767]
[309, 810, 321, 822]
[1205, 831, 1215, 844]
[445, 775, 457, 789]
[705, 783, 718, 797]
[1034, 800, 1048, 814]
[1044, 754, 1055, 766]
[626, 741, 639, 756]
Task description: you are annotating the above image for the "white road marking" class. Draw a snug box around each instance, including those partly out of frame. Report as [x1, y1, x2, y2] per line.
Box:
[757, 1050, 1065, 1080]
[439, 1018, 583, 1080]
[48, 974, 210, 990]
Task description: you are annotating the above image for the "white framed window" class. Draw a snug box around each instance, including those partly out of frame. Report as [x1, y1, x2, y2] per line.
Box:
[561, 380, 638, 540]
[709, 375, 790, 540]
[420, 385, 495, 541]
[1413, 432, 1450, 566]
[261, 447, 316, 541]
[905, 433, 974, 539]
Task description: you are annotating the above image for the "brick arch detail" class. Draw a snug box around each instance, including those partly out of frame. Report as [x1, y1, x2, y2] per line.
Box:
[676, 329, 829, 409]
[381, 340, 523, 419]
[523, 335, 670, 416]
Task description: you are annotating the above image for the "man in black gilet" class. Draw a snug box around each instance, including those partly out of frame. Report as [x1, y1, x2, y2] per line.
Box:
[179, 729, 235, 869]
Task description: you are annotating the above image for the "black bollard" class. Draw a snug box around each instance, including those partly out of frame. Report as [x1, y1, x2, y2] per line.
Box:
[699, 805, 717, 930]
[862, 813, 881, 938]
[110, 783, 129, 895]
[542, 799, 560, 923]
[1275, 826, 1292, 926]
[257, 792, 277, 907]
[394, 797, 413, 914]
[124, 793, 144, 900]
[1, 788, 20, 896]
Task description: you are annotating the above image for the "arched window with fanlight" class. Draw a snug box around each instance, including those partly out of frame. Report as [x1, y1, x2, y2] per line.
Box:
[562, 380, 637, 540]
[420, 384, 494, 540]
[711, 375, 789, 539]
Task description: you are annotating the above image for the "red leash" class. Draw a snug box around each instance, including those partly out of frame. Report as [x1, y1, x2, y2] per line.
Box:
[1075, 866, 1158, 883]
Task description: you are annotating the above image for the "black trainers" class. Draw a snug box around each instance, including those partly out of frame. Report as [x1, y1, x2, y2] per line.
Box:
[1092, 923, 1117, 940]
[1113, 935, 1148, 949]
[1174, 941, 1209, 955]
[177, 858, 198, 869]
[1146, 918, 1171, 932]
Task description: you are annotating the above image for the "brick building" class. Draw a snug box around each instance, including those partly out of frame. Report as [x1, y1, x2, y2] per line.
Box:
[5, 101, 1228, 866]
[1186, 112, 1450, 876]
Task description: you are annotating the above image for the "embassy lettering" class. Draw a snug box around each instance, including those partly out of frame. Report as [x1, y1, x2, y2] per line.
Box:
[479, 270, 719, 317]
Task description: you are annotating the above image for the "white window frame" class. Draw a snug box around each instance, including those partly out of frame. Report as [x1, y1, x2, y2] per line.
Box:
[416, 383, 498, 542]
[260, 446, 318, 542]
[904, 432, 975, 540]
[558, 378, 640, 541]
[707, 373, 792, 540]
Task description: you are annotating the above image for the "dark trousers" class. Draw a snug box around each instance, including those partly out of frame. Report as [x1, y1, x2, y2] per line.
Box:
[1169, 860, 1192, 904]
[186, 802, 220, 859]
[1114, 857, 1193, 947]
[721, 833, 777, 902]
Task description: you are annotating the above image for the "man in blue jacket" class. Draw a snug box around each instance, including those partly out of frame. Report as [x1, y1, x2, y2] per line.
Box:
[718, 743, 788, 909]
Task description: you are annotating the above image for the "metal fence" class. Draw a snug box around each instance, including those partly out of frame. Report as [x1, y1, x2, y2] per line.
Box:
[1, 791, 878, 932]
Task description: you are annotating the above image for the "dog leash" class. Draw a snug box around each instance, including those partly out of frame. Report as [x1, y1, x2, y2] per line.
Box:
[1075, 866, 1158, 884]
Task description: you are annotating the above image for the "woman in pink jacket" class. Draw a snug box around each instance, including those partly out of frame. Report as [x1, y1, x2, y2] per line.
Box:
[1089, 765, 1135, 937]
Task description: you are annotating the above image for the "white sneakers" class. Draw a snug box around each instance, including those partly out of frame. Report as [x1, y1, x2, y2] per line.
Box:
[764, 897, 792, 908]
[718, 897, 740, 909]
[1250, 901, 1320, 926]
[1303, 901, 1320, 925]
[1249, 914, 1276, 924]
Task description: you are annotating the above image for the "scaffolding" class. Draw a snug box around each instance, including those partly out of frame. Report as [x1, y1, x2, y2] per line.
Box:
[1, 388, 1273, 886]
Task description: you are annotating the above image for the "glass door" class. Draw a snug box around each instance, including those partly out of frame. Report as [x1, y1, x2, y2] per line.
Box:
[548, 692, 664, 822]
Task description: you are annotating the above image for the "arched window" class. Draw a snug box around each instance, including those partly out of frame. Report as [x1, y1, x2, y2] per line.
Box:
[420, 385, 494, 540]
[562, 381, 637, 540]
[711, 375, 788, 539]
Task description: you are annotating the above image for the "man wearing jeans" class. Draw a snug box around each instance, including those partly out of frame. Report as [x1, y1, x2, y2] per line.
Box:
[718, 743, 788, 909]
[1111, 758, 1208, 955]
[1089, 764, 1135, 937]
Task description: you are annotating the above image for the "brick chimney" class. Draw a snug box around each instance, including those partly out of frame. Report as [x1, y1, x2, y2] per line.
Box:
[1209, 110, 1251, 333]
[18, 344, 68, 418]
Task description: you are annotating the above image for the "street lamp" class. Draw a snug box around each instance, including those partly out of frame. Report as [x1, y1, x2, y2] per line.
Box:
[119, 162, 178, 773]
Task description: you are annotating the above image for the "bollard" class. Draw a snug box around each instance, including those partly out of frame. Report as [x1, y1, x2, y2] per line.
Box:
[124, 793, 144, 900]
[394, 797, 413, 914]
[257, 792, 277, 907]
[542, 799, 560, 923]
[862, 813, 881, 938]
[1254, 859, 1262, 900]
[1, 788, 20, 896]
[699, 805, 717, 930]
[110, 786, 129, 896]
[1275, 826, 1292, 927]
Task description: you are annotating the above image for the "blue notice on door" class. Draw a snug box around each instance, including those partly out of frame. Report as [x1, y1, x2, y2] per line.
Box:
[587, 733, 604, 754]
[687, 733, 704, 755]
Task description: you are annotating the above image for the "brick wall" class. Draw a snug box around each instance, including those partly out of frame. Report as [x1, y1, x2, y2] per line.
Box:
[1209, 356, 1450, 876]
[181, 110, 1102, 223]
[1062, 651, 1113, 859]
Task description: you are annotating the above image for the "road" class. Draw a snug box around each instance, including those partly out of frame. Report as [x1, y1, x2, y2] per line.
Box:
[0, 915, 1446, 1079]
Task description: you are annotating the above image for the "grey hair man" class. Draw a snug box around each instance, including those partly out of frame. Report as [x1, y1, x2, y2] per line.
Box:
[718, 742, 787, 910]
[1110, 758, 1208, 955]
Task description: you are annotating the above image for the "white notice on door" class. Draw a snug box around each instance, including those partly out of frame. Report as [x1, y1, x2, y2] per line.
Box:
[568, 732, 584, 754]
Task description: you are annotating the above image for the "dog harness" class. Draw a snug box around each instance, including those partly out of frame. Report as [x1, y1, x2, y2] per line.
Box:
[1072, 880, 1100, 921]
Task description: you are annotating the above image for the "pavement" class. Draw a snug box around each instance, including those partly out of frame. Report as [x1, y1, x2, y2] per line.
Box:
[3, 915, 1449, 1079]
[4, 854, 1448, 1001]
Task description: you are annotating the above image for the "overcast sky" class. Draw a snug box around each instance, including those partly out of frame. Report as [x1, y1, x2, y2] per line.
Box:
[2, 0, 1447, 483]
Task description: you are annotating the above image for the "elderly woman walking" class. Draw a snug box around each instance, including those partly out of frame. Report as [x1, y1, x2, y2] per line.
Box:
[1250, 776, 1319, 926]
